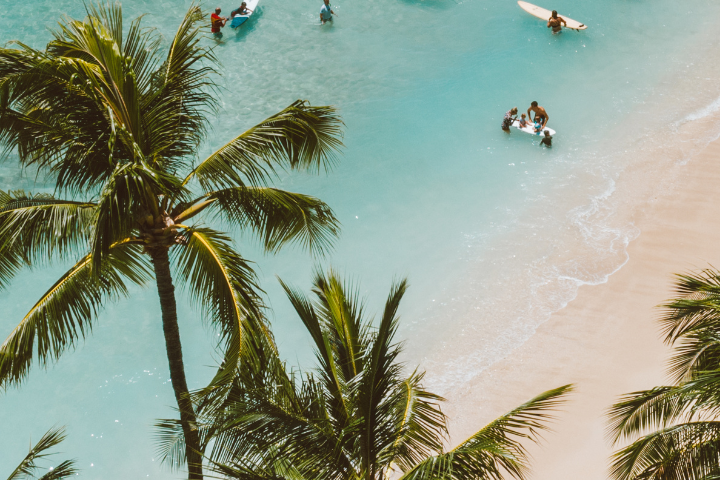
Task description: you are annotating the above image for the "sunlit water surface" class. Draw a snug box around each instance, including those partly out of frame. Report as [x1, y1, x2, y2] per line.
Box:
[2, 0, 720, 477]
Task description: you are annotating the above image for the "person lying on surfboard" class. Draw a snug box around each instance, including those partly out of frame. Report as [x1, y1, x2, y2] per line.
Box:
[232, 2, 252, 17]
[527, 101, 549, 128]
[547, 10, 566, 34]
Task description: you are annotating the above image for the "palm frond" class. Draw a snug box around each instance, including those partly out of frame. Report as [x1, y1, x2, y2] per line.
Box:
[381, 371, 447, 472]
[610, 421, 720, 480]
[90, 160, 181, 268]
[660, 270, 720, 344]
[400, 385, 573, 480]
[355, 279, 407, 478]
[0, 241, 151, 388]
[185, 101, 344, 192]
[608, 386, 698, 444]
[7, 426, 77, 480]
[172, 227, 265, 385]
[0, 190, 95, 286]
[142, 4, 217, 167]
[193, 186, 339, 255]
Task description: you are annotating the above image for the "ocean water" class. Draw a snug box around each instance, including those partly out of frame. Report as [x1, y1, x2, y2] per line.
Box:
[2, 0, 720, 477]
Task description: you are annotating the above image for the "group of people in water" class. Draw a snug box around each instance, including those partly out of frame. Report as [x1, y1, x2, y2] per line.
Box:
[210, 3, 254, 39]
[211, 0, 336, 38]
[502, 102, 552, 147]
[498, 9, 568, 147]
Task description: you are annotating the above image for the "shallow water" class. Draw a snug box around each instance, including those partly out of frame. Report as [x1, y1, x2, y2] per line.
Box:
[2, 0, 720, 477]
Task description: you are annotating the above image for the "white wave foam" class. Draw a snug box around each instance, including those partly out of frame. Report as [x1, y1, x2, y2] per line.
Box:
[678, 95, 720, 124]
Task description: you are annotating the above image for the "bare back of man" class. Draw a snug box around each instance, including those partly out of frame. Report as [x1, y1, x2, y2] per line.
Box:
[527, 102, 549, 128]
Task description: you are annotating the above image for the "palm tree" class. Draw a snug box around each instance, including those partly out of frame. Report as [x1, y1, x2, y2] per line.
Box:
[609, 268, 720, 480]
[0, 4, 343, 478]
[7, 427, 77, 480]
[158, 270, 573, 480]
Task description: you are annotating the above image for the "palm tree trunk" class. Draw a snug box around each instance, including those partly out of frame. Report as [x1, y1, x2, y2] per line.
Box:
[151, 248, 203, 480]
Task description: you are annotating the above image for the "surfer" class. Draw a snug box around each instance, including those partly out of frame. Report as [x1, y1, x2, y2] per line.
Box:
[540, 130, 552, 147]
[232, 2, 252, 17]
[320, 0, 335, 24]
[211, 8, 227, 39]
[527, 101, 549, 128]
[547, 10, 567, 34]
[501, 107, 518, 132]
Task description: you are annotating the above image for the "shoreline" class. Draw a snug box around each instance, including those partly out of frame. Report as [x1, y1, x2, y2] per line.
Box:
[441, 136, 720, 478]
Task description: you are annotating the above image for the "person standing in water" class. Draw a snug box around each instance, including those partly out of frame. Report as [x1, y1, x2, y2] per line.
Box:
[501, 107, 518, 132]
[540, 130, 552, 147]
[527, 101, 549, 129]
[547, 10, 567, 34]
[211, 7, 227, 39]
[320, 0, 335, 24]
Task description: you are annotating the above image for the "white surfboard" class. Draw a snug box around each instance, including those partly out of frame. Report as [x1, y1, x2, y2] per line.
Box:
[517, 1, 587, 30]
[512, 119, 556, 136]
[230, 0, 259, 29]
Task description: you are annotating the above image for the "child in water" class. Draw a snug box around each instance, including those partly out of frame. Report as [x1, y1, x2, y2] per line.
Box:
[540, 130, 552, 147]
[533, 120, 543, 134]
[518, 113, 531, 129]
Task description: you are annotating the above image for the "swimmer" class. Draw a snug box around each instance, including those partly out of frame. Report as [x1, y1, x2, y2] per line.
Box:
[320, 0, 335, 24]
[547, 10, 567, 34]
[540, 130, 552, 147]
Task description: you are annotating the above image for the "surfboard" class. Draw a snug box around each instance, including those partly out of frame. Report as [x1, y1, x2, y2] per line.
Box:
[230, 0, 259, 28]
[517, 1, 587, 30]
[512, 119, 556, 136]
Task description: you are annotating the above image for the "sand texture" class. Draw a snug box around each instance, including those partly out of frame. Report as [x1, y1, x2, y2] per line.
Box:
[442, 137, 720, 478]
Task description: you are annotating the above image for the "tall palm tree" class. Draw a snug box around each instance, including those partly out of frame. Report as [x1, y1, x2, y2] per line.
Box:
[609, 268, 720, 480]
[0, 4, 343, 478]
[7, 427, 77, 480]
[158, 270, 572, 480]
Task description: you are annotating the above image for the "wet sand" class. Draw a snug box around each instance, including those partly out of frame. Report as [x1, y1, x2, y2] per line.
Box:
[442, 137, 720, 478]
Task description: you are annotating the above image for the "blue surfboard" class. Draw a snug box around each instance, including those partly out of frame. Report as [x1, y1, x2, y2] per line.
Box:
[230, 15, 248, 28]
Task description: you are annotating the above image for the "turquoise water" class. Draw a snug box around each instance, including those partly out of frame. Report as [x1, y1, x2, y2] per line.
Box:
[2, 0, 720, 477]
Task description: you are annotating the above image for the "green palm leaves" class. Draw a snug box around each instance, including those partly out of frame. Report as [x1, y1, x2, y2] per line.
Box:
[168, 271, 571, 480]
[7, 427, 77, 480]
[0, 4, 343, 478]
[609, 269, 720, 480]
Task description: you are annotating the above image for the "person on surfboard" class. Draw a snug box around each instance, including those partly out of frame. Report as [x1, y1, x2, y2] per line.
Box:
[232, 2, 252, 17]
[547, 10, 566, 34]
[320, 0, 335, 24]
[527, 101, 549, 129]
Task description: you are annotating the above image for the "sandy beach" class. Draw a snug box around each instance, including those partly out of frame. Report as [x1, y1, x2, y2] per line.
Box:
[443, 136, 720, 478]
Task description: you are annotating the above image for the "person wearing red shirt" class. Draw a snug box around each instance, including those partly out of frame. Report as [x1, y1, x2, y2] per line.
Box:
[211, 7, 227, 39]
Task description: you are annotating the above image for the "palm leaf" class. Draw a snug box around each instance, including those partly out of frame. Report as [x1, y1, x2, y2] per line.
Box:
[172, 227, 265, 385]
[0, 190, 95, 287]
[7, 426, 78, 480]
[399, 385, 573, 480]
[610, 421, 720, 480]
[381, 371, 447, 472]
[191, 186, 339, 255]
[184, 100, 343, 192]
[0, 241, 151, 388]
